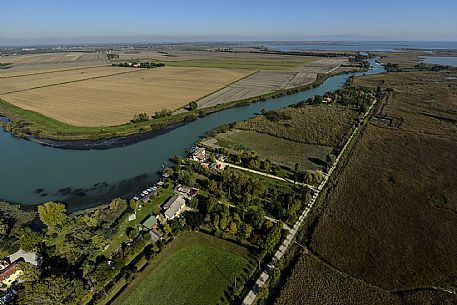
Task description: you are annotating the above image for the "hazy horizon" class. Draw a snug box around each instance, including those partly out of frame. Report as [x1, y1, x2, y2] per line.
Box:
[2, 0, 457, 46]
[2, 36, 457, 48]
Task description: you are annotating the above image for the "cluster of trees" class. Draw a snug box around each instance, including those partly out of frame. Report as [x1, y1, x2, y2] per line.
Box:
[1, 198, 149, 304]
[185, 101, 198, 111]
[154, 109, 172, 118]
[298, 87, 375, 114]
[260, 109, 291, 122]
[111, 62, 165, 68]
[415, 62, 457, 72]
[349, 54, 370, 69]
[106, 53, 119, 60]
[301, 170, 324, 186]
[203, 122, 236, 138]
[131, 112, 150, 123]
[175, 158, 309, 226]
[385, 63, 402, 72]
[225, 150, 280, 175]
[0, 202, 40, 258]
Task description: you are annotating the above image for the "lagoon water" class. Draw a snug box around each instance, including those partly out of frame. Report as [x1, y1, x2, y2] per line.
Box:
[0, 60, 384, 210]
[262, 41, 457, 52]
[421, 56, 457, 67]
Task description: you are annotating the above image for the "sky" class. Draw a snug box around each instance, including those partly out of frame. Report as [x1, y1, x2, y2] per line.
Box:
[1, 0, 457, 45]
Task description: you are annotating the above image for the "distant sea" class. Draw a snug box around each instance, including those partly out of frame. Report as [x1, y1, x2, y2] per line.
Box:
[421, 56, 457, 67]
[259, 41, 457, 52]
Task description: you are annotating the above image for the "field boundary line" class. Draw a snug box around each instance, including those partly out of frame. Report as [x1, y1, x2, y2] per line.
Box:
[1, 68, 148, 95]
[195, 70, 259, 109]
[0, 64, 107, 79]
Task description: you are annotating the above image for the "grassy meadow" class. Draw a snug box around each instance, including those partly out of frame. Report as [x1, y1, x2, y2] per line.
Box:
[115, 232, 256, 305]
[215, 130, 333, 170]
[237, 105, 359, 148]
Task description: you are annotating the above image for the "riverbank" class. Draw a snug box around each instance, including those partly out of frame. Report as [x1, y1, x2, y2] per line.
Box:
[0, 73, 338, 149]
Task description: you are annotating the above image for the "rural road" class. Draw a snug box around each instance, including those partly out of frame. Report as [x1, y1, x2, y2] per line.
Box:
[241, 98, 377, 305]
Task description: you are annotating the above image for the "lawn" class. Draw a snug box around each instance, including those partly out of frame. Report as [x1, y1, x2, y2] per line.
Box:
[126, 186, 175, 230]
[116, 232, 256, 305]
[216, 130, 333, 170]
[152, 57, 320, 70]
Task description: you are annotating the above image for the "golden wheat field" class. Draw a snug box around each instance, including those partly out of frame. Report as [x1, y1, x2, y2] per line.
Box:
[0, 66, 251, 126]
[0, 66, 135, 94]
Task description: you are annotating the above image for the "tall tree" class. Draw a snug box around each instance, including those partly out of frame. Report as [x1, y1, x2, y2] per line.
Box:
[38, 202, 67, 234]
[294, 162, 300, 185]
[17, 275, 84, 305]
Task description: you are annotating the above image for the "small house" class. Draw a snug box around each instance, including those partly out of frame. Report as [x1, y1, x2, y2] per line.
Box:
[323, 97, 333, 103]
[0, 262, 22, 288]
[163, 195, 179, 210]
[192, 147, 206, 162]
[142, 215, 158, 230]
[164, 196, 186, 220]
[9, 250, 40, 266]
[149, 229, 163, 243]
[175, 185, 198, 198]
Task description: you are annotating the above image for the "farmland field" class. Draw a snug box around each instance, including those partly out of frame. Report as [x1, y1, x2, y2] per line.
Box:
[196, 57, 348, 108]
[115, 232, 255, 305]
[0, 66, 251, 126]
[0, 52, 107, 73]
[152, 56, 320, 70]
[197, 71, 317, 108]
[212, 130, 333, 170]
[275, 70, 457, 304]
[0, 66, 135, 94]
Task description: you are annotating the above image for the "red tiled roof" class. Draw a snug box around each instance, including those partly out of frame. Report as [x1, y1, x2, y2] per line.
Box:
[0, 263, 18, 281]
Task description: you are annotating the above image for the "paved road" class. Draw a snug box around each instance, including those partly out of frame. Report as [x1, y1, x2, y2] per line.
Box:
[221, 162, 318, 192]
[241, 98, 377, 305]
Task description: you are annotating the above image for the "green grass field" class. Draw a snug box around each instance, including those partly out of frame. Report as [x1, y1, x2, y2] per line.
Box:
[117, 232, 255, 305]
[216, 130, 333, 170]
[153, 57, 319, 70]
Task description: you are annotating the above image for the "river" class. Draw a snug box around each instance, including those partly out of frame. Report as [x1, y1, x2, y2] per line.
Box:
[0, 59, 385, 210]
